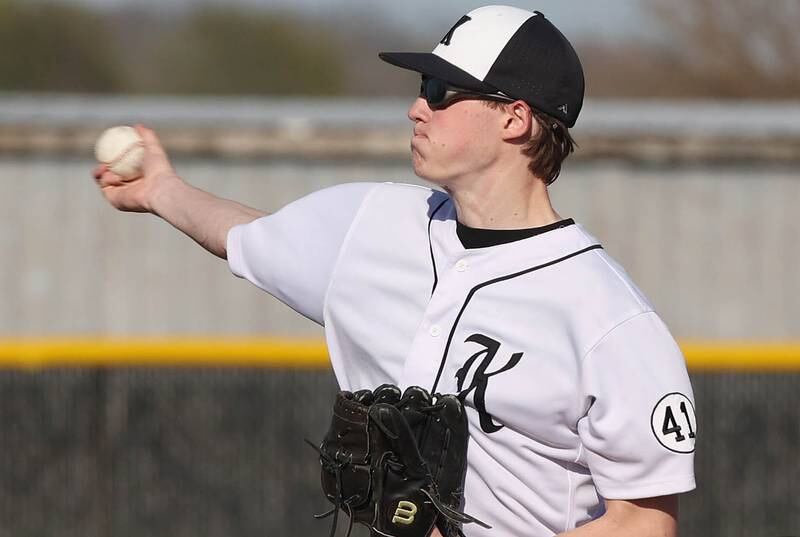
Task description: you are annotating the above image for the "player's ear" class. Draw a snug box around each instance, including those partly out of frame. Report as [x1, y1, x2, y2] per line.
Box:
[500, 101, 533, 141]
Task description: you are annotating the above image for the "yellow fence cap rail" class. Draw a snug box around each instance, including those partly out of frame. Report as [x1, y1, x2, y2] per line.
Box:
[1, 338, 800, 372]
[682, 341, 800, 372]
[0, 338, 329, 369]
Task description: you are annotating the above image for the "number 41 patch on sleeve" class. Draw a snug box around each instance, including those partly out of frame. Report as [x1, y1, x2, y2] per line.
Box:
[650, 393, 697, 453]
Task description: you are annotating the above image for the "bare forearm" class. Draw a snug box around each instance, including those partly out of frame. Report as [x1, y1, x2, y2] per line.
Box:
[555, 517, 676, 537]
[555, 497, 678, 537]
[151, 176, 266, 259]
[93, 126, 267, 258]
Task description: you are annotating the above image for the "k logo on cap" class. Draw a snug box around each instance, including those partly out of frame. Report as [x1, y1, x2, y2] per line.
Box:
[440, 15, 472, 46]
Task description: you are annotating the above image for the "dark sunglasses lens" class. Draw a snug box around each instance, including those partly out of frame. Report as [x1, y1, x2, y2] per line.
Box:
[421, 78, 447, 106]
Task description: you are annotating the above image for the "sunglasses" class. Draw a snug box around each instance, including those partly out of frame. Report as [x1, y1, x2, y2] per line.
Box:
[419, 76, 516, 109]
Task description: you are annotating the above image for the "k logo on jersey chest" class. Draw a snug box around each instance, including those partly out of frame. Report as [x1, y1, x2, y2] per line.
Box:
[455, 333, 523, 434]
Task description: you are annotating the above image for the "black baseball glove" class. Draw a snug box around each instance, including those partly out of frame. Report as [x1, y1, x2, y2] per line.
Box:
[308, 384, 490, 537]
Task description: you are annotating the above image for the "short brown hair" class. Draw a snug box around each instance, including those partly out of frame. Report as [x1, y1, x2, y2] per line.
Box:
[486, 102, 576, 185]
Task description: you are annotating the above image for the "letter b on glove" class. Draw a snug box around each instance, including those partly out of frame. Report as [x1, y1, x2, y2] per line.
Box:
[392, 500, 418, 525]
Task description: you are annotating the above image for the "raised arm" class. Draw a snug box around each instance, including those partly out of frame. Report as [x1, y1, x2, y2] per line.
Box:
[92, 125, 265, 259]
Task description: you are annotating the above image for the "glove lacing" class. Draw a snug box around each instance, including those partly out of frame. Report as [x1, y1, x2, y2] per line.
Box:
[305, 439, 358, 537]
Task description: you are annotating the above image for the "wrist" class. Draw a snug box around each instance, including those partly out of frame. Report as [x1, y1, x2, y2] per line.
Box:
[147, 173, 186, 217]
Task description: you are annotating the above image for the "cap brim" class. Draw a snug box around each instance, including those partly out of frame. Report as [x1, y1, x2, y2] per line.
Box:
[378, 52, 500, 94]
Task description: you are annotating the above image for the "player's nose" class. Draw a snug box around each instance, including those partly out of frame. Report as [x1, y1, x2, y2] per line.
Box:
[407, 97, 431, 123]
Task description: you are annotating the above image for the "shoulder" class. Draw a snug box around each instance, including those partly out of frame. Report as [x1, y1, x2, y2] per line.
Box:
[567, 224, 652, 310]
[359, 182, 451, 218]
[551, 224, 658, 347]
[299, 181, 381, 205]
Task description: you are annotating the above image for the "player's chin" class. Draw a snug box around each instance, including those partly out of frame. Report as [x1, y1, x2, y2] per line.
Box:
[410, 154, 433, 182]
[413, 165, 448, 187]
[411, 143, 447, 184]
[410, 148, 425, 174]
[411, 147, 447, 185]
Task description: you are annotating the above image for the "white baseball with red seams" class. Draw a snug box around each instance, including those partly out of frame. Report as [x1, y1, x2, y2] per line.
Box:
[94, 125, 145, 180]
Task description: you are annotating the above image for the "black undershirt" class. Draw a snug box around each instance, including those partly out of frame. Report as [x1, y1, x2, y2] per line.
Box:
[456, 218, 575, 249]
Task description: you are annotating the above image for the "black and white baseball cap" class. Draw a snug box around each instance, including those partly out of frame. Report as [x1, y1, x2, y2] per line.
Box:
[379, 5, 585, 127]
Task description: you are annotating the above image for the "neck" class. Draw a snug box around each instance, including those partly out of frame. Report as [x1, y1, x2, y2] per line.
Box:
[445, 167, 560, 230]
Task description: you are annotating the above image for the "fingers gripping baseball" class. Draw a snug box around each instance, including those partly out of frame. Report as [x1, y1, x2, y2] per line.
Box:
[92, 124, 180, 214]
[137, 125, 173, 173]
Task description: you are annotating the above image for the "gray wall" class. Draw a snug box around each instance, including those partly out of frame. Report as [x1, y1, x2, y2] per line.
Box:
[1, 156, 797, 339]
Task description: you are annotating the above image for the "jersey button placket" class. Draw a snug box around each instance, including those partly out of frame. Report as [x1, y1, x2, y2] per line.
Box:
[399, 254, 477, 387]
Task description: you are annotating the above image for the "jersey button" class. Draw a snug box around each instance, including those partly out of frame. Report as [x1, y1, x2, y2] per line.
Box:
[455, 259, 468, 272]
[429, 325, 442, 337]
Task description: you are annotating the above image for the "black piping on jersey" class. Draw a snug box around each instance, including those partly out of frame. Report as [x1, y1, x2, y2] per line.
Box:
[428, 197, 450, 295]
[430, 244, 604, 394]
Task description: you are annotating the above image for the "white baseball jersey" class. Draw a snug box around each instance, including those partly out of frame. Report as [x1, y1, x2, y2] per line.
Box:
[227, 182, 697, 536]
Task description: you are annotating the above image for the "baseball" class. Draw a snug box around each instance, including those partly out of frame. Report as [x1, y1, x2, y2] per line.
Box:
[94, 125, 145, 180]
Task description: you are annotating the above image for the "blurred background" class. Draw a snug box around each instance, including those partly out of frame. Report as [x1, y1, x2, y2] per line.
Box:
[0, 0, 798, 536]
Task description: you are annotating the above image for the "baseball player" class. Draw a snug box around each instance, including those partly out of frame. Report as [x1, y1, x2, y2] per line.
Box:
[93, 6, 696, 537]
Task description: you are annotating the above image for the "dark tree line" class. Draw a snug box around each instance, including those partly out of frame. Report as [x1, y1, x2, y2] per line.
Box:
[579, 0, 800, 99]
[0, 1, 123, 92]
[1, 0, 797, 99]
[0, 1, 347, 95]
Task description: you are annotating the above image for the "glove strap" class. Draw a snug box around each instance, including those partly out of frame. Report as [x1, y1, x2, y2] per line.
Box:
[421, 488, 492, 530]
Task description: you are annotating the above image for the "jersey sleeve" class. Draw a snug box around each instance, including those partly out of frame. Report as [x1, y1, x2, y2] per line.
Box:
[577, 311, 697, 499]
[226, 182, 377, 325]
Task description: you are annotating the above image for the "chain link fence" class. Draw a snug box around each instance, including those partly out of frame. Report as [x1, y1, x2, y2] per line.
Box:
[0, 368, 797, 537]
